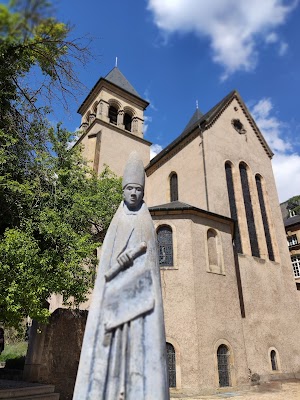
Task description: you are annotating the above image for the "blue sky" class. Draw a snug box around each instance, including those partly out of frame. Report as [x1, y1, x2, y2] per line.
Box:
[51, 0, 300, 202]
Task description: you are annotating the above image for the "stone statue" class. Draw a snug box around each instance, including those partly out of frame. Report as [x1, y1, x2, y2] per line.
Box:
[73, 152, 169, 400]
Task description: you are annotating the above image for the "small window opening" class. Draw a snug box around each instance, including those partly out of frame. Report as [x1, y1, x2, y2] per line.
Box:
[166, 343, 176, 388]
[109, 106, 118, 125]
[157, 226, 173, 267]
[217, 345, 231, 387]
[170, 173, 178, 202]
[271, 350, 278, 371]
[124, 113, 132, 131]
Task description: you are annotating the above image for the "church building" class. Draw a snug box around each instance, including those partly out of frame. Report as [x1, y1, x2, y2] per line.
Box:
[74, 67, 300, 396]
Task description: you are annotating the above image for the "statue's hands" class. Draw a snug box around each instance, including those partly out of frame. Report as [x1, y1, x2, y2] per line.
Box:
[117, 249, 134, 267]
[105, 242, 147, 282]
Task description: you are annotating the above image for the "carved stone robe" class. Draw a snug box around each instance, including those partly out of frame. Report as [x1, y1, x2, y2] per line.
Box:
[73, 201, 169, 400]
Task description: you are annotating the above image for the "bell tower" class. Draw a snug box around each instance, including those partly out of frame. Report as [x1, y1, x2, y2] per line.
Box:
[77, 67, 151, 177]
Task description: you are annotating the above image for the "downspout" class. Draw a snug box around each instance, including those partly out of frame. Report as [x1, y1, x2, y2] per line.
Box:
[199, 122, 209, 211]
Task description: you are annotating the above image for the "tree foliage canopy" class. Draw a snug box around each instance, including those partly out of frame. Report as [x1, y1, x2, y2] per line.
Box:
[0, 125, 122, 327]
[0, 1, 123, 327]
[287, 195, 300, 216]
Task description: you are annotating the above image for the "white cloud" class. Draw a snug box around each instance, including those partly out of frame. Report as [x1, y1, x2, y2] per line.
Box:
[144, 89, 158, 111]
[279, 41, 288, 55]
[147, 0, 296, 78]
[265, 32, 279, 43]
[150, 144, 163, 159]
[272, 153, 300, 202]
[250, 98, 300, 202]
[265, 32, 288, 56]
[144, 116, 153, 135]
[251, 98, 291, 153]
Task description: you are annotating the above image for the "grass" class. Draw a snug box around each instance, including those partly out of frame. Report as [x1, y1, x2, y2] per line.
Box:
[0, 341, 28, 362]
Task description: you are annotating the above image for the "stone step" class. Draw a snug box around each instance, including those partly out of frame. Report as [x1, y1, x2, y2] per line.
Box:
[5, 394, 59, 400]
[0, 384, 58, 399]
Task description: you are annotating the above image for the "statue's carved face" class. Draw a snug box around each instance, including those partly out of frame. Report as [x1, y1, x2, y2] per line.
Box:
[123, 184, 144, 210]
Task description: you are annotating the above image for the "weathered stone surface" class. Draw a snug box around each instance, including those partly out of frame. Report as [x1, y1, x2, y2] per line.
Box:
[25, 309, 87, 400]
[73, 152, 169, 399]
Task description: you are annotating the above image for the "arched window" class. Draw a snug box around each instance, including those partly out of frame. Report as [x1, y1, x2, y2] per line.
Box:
[239, 163, 260, 257]
[225, 162, 242, 253]
[255, 175, 274, 261]
[170, 173, 178, 202]
[108, 105, 118, 125]
[270, 350, 278, 371]
[157, 226, 173, 267]
[166, 343, 176, 388]
[124, 112, 132, 131]
[217, 345, 231, 387]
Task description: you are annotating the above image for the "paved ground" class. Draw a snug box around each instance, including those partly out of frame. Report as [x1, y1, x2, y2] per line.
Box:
[0, 379, 299, 398]
[171, 381, 300, 399]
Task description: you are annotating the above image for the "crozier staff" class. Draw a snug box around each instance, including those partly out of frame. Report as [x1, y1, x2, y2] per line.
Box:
[73, 151, 169, 400]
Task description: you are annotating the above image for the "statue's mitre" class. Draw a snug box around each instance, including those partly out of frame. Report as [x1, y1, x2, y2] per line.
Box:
[122, 151, 145, 188]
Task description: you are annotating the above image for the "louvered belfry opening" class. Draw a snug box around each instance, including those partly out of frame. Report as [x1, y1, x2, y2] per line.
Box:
[124, 112, 132, 131]
[166, 343, 176, 388]
[170, 173, 178, 202]
[217, 345, 231, 387]
[108, 105, 118, 125]
[157, 226, 173, 267]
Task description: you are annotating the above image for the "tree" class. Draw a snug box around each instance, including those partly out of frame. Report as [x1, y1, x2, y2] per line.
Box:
[0, 125, 123, 327]
[0, 1, 123, 327]
[0, 0, 91, 113]
[287, 195, 300, 216]
[0, 0, 92, 237]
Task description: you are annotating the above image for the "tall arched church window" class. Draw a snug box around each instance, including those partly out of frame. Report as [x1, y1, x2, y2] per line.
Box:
[108, 105, 118, 125]
[225, 163, 242, 253]
[217, 345, 231, 387]
[255, 175, 275, 261]
[170, 173, 178, 202]
[157, 226, 173, 267]
[124, 113, 132, 132]
[166, 343, 176, 388]
[239, 163, 260, 257]
[270, 350, 278, 371]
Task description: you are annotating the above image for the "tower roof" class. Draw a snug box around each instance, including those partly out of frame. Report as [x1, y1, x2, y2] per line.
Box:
[105, 67, 141, 98]
[182, 108, 204, 133]
[77, 67, 149, 115]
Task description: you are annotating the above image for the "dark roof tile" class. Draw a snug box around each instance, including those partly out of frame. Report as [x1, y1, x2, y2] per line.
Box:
[149, 201, 234, 224]
[284, 214, 300, 227]
[105, 67, 141, 98]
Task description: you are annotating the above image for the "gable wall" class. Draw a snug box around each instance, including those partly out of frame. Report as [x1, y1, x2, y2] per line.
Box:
[146, 135, 206, 208]
[202, 98, 300, 377]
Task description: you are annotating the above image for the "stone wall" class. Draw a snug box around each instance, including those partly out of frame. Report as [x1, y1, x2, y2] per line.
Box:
[25, 309, 87, 400]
